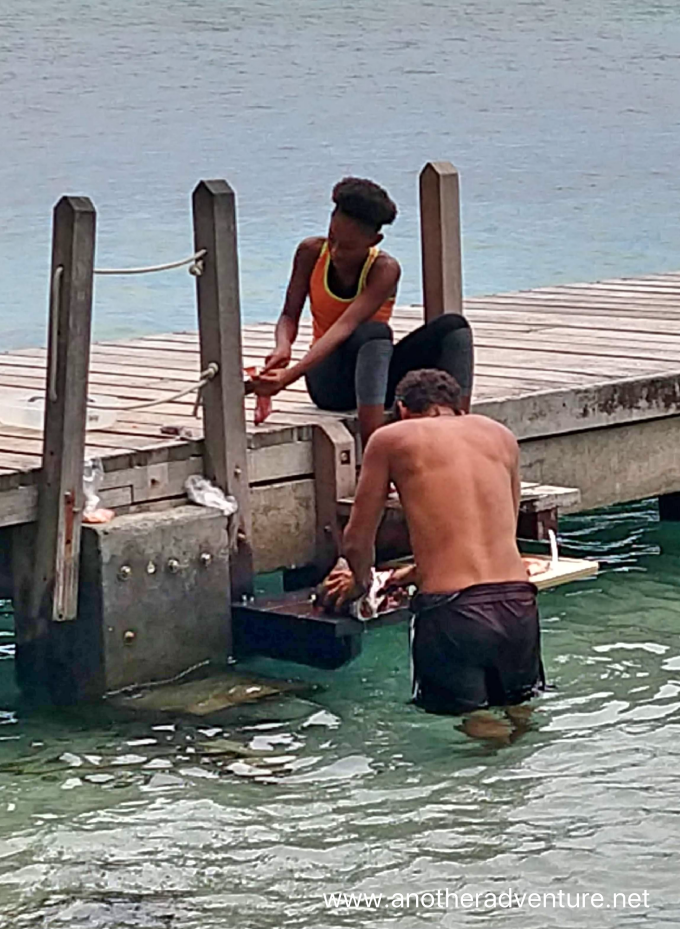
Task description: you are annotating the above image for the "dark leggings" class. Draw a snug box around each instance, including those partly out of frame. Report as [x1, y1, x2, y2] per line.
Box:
[305, 314, 473, 412]
[305, 321, 393, 412]
[387, 313, 473, 406]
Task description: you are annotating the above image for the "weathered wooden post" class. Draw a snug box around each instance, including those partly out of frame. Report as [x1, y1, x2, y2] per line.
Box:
[419, 161, 463, 321]
[13, 196, 96, 700]
[192, 180, 253, 616]
[313, 422, 357, 577]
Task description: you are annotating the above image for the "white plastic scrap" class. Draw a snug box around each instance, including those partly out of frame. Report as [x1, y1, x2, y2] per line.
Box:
[185, 475, 238, 517]
[82, 458, 104, 517]
[185, 475, 239, 548]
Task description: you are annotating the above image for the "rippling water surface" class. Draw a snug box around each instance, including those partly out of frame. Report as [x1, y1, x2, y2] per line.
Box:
[2, 0, 680, 345]
[0, 501, 679, 926]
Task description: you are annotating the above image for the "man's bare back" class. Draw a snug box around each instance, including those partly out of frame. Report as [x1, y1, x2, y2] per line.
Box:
[319, 369, 544, 722]
[385, 413, 527, 592]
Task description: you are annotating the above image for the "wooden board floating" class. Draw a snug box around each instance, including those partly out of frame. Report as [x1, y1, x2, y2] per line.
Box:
[526, 555, 599, 590]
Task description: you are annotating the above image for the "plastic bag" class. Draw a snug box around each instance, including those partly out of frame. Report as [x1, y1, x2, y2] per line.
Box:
[185, 475, 238, 517]
[82, 458, 115, 524]
[186, 475, 239, 550]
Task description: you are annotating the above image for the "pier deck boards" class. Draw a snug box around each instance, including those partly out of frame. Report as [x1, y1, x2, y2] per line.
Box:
[2, 269, 680, 545]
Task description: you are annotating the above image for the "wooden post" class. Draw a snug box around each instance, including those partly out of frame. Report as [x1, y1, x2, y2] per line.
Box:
[192, 179, 253, 610]
[312, 422, 357, 577]
[419, 161, 463, 321]
[15, 196, 96, 698]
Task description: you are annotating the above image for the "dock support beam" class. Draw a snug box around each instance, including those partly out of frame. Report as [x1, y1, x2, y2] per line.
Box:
[313, 422, 357, 577]
[658, 492, 680, 521]
[13, 196, 96, 701]
[419, 161, 463, 322]
[193, 179, 253, 618]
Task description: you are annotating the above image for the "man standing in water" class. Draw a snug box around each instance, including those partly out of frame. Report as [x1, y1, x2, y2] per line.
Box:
[320, 369, 544, 726]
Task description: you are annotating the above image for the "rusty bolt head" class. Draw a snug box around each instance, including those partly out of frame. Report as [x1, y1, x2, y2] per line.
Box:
[117, 565, 132, 581]
[200, 552, 212, 568]
[123, 630, 136, 645]
[167, 558, 180, 574]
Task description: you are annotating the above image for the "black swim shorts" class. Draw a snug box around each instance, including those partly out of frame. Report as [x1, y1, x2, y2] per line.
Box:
[410, 581, 545, 716]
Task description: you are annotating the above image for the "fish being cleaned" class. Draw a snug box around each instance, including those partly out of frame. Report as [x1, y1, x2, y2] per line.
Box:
[244, 367, 272, 425]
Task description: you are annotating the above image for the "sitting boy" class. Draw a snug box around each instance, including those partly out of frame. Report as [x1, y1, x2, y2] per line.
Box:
[250, 177, 473, 446]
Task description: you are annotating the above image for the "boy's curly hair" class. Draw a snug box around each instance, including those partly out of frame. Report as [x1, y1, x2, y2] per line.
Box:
[332, 177, 397, 232]
[395, 369, 462, 414]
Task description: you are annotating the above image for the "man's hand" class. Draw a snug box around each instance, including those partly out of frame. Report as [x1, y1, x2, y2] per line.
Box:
[263, 344, 292, 373]
[317, 561, 366, 614]
[250, 368, 294, 398]
[381, 562, 419, 592]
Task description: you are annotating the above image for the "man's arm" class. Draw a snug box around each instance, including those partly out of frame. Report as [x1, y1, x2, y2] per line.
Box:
[509, 435, 521, 519]
[341, 429, 392, 589]
[263, 238, 322, 372]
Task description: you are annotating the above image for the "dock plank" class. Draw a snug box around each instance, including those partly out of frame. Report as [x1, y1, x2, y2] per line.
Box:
[2, 268, 680, 521]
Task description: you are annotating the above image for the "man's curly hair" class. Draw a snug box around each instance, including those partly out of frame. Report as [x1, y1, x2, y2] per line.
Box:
[332, 177, 397, 232]
[395, 369, 462, 414]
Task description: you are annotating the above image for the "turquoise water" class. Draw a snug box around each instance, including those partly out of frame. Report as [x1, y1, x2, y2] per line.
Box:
[2, 0, 680, 346]
[2, 1, 680, 925]
[0, 502, 679, 926]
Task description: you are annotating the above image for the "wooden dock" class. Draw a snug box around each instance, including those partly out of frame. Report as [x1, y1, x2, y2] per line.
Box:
[2, 271, 680, 559]
[2, 164, 679, 700]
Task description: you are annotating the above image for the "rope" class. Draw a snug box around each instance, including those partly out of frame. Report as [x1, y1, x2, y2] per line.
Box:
[94, 249, 206, 276]
[90, 363, 219, 412]
[48, 266, 63, 402]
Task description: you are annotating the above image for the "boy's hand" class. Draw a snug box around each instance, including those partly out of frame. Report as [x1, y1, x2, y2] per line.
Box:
[250, 368, 294, 398]
[263, 345, 292, 373]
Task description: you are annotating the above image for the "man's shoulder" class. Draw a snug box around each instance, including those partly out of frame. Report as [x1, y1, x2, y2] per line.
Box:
[367, 419, 418, 453]
[464, 414, 519, 449]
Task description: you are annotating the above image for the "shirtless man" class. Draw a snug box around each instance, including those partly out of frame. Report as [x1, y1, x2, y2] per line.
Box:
[320, 368, 544, 718]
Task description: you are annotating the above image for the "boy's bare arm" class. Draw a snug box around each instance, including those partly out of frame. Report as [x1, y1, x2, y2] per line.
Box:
[264, 238, 323, 371]
[275, 255, 400, 384]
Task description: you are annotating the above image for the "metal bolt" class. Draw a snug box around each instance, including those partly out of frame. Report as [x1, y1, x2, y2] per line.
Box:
[167, 558, 180, 574]
[200, 552, 212, 568]
[234, 465, 242, 478]
[324, 524, 333, 535]
[117, 565, 132, 581]
[146, 561, 156, 575]
[340, 450, 351, 465]
[123, 630, 136, 644]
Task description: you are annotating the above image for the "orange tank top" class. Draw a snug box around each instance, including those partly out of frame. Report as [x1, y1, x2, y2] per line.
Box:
[309, 241, 395, 342]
